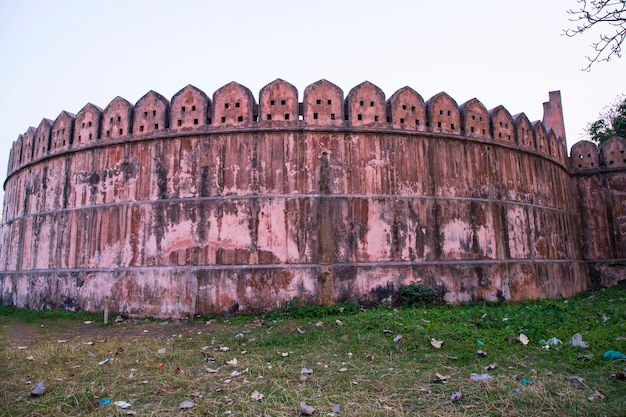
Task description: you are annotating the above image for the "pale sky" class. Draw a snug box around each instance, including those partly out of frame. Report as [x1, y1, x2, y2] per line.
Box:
[1, 0, 625, 205]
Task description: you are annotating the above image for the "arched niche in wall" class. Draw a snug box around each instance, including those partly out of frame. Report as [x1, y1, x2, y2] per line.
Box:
[33, 118, 53, 160]
[346, 81, 387, 127]
[133, 90, 169, 136]
[50, 111, 75, 153]
[460, 98, 490, 139]
[387, 86, 426, 131]
[571, 140, 599, 171]
[73, 103, 102, 146]
[303, 79, 344, 126]
[170, 84, 210, 131]
[102, 96, 133, 140]
[600, 136, 626, 168]
[514, 113, 535, 151]
[259, 79, 298, 123]
[426, 92, 460, 134]
[212, 82, 256, 127]
[489, 105, 515, 144]
[533, 121, 549, 155]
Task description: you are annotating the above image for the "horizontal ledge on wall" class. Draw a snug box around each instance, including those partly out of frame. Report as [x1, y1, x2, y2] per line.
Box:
[0, 258, 589, 275]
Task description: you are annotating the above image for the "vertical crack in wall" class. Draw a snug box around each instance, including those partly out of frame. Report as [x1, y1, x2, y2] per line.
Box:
[317, 151, 334, 305]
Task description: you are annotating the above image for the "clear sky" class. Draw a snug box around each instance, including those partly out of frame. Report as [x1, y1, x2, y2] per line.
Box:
[0, 0, 625, 204]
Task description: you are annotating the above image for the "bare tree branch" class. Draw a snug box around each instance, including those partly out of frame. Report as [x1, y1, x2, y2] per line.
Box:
[564, 0, 626, 70]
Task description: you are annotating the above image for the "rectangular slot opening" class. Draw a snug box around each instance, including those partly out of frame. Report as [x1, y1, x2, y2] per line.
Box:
[284, 113, 289, 120]
[193, 118, 198, 125]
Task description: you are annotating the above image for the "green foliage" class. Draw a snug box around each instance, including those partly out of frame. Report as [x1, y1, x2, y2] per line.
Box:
[263, 297, 361, 320]
[0, 305, 99, 323]
[0, 284, 625, 416]
[588, 94, 626, 143]
[397, 283, 439, 307]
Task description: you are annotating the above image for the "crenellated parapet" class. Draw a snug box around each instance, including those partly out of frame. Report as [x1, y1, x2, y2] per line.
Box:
[5, 80, 571, 179]
[570, 136, 626, 172]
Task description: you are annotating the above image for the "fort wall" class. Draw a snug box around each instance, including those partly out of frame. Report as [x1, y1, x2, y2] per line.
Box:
[0, 79, 623, 317]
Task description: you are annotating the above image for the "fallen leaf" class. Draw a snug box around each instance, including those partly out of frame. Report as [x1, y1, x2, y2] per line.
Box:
[30, 381, 45, 396]
[588, 390, 605, 402]
[477, 349, 487, 356]
[179, 400, 194, 409]
[298, 401, 315, 415]
[382, 329, 393, 334]
[17, 346, 28, 350]
[434, 372, 450, 383]
[567, 375, 589, 389]
[206, 367, 220, 373]
[610, 371, 625, 381]
[450, 391, 462, 402]
[226, 358, 238, 366]
[577, 353, 594, 360]
[230, 370, 241, 377]
[297, 327, 306, 334]
[315, 321, 323, 327]
[431, 338, 444, 348]
[301, 368, 314, 375]
[251, 391, 264, 401]
[26, 355, 34, 361]
[220, 346, 231, 352]
[393, 335, 403, 343]
[485, 362, 498, 370]
[518, 334, 529, 345]
[157, 348, 166, 354]
[335, 320, 344, 326]
[281, 352, 289, 357]
[57, 340, 68, 344]
[339, 367, 348, 372]
[331, 404, 341, 412]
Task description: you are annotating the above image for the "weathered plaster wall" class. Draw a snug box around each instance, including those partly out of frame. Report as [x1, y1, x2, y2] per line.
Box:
[571, 137, 626, 288]
[0, 80, 612, 317]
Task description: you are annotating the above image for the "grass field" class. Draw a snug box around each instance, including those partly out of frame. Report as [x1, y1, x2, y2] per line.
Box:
[0, 284, 625, 416]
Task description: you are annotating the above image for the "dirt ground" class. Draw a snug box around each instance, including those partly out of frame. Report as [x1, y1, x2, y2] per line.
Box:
[0, 315, 219, 348]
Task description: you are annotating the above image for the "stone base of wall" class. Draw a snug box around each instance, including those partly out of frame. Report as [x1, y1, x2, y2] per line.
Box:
[0, 261, 589, 317]
[587, 260, 626, 289]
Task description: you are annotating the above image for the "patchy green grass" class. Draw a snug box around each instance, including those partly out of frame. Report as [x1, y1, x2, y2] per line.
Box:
[0, 285, 625, 416]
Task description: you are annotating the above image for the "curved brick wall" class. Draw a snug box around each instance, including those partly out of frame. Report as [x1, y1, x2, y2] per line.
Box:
[0, 80, 596, 317]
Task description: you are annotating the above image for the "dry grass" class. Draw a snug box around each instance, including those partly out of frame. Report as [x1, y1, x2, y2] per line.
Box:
[1, 285, 625, 416]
